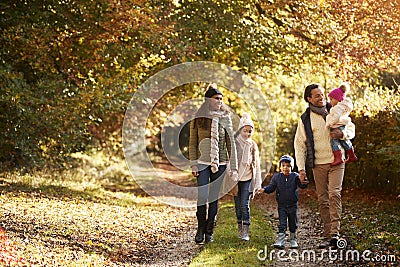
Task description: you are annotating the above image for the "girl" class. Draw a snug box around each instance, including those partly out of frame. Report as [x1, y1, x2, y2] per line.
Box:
[326, 82, 358, 165]
[232, 113, 262, 241]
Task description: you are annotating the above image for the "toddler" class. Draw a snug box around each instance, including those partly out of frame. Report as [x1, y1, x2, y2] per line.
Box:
[326, 83, 358, 165]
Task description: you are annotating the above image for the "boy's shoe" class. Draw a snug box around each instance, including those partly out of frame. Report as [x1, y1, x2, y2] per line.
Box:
[317, 238, 331, 249]
[331, 150, 344, 166]
[318, 236, 339, 249]
[289, 232, 298, 249]
[273, 232, 286, 249]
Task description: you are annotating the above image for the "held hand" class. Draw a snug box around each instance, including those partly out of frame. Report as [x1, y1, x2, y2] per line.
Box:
[299, 170, 309, 184]
[330, 128, 344, 139]
[301, 177, 309, 185]
[252, 188, 261, 199]
[255, 188, 264, 195]
[191, 165, 199, 177]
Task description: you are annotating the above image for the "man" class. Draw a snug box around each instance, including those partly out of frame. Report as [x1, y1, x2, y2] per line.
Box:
[294, 84, 355, 248]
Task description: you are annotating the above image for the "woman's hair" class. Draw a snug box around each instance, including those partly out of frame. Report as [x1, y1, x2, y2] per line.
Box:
[304, 84, 321, 103]
[193, 98, 229, 129]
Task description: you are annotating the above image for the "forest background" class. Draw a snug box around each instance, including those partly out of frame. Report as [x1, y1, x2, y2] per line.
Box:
[1, 0, 399, 266]
[1, 0, 399, 192]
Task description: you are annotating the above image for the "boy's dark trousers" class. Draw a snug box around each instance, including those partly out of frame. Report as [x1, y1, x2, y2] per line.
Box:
[277, 204, 298, 233]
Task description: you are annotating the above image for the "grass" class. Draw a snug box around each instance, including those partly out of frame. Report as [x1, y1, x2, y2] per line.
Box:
[189, 201, 275, 267]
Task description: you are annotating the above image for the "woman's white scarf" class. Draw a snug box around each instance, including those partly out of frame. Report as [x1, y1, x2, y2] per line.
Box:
[236, 134, 253, 167]
[210, 110, 227, 173]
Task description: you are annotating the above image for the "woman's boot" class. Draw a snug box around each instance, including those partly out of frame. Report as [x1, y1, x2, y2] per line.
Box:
[195, 212, 206, 244]
[205, 219, 216, 243]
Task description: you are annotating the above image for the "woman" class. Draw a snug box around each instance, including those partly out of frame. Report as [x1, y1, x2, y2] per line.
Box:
[189, 83, 237, 244]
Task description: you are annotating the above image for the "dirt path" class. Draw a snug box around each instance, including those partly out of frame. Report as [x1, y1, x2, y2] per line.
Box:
[1, 162, 395, 266]
[132, 162, 201, 267]
[136, 216, 201, 267]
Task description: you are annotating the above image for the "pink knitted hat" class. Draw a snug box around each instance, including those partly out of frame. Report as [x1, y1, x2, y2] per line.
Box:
[328, 88, 345, 101]
[328, 82, 350, 102]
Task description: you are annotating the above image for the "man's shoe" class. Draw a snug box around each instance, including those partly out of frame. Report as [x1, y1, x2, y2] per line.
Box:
[330, 236, 339, 249]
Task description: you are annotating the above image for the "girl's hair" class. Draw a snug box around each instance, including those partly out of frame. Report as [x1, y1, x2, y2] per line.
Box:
[193, 98, 229, 129]
[234, 127, 243, 138]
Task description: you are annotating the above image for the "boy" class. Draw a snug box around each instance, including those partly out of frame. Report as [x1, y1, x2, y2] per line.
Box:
[257, 155, 308, 249]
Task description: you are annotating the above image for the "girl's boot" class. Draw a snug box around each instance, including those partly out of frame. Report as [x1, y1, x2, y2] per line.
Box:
[237, 223, 243, 239]
[242, 224, 250, 241]
[345, 148, 358, 163]
[331, 150, 344, 166]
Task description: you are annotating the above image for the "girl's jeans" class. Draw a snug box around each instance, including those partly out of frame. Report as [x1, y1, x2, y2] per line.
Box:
[330, 125, 353, 151]
[196, 164, 226, 223]
[234, 179, 252, 225]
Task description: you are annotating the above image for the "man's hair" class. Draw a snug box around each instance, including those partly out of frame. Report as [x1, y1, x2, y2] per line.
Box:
[304, 84, 321, 103]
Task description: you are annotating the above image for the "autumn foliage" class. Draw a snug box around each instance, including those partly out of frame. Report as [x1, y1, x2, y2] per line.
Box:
[0, 0, 399, 193]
